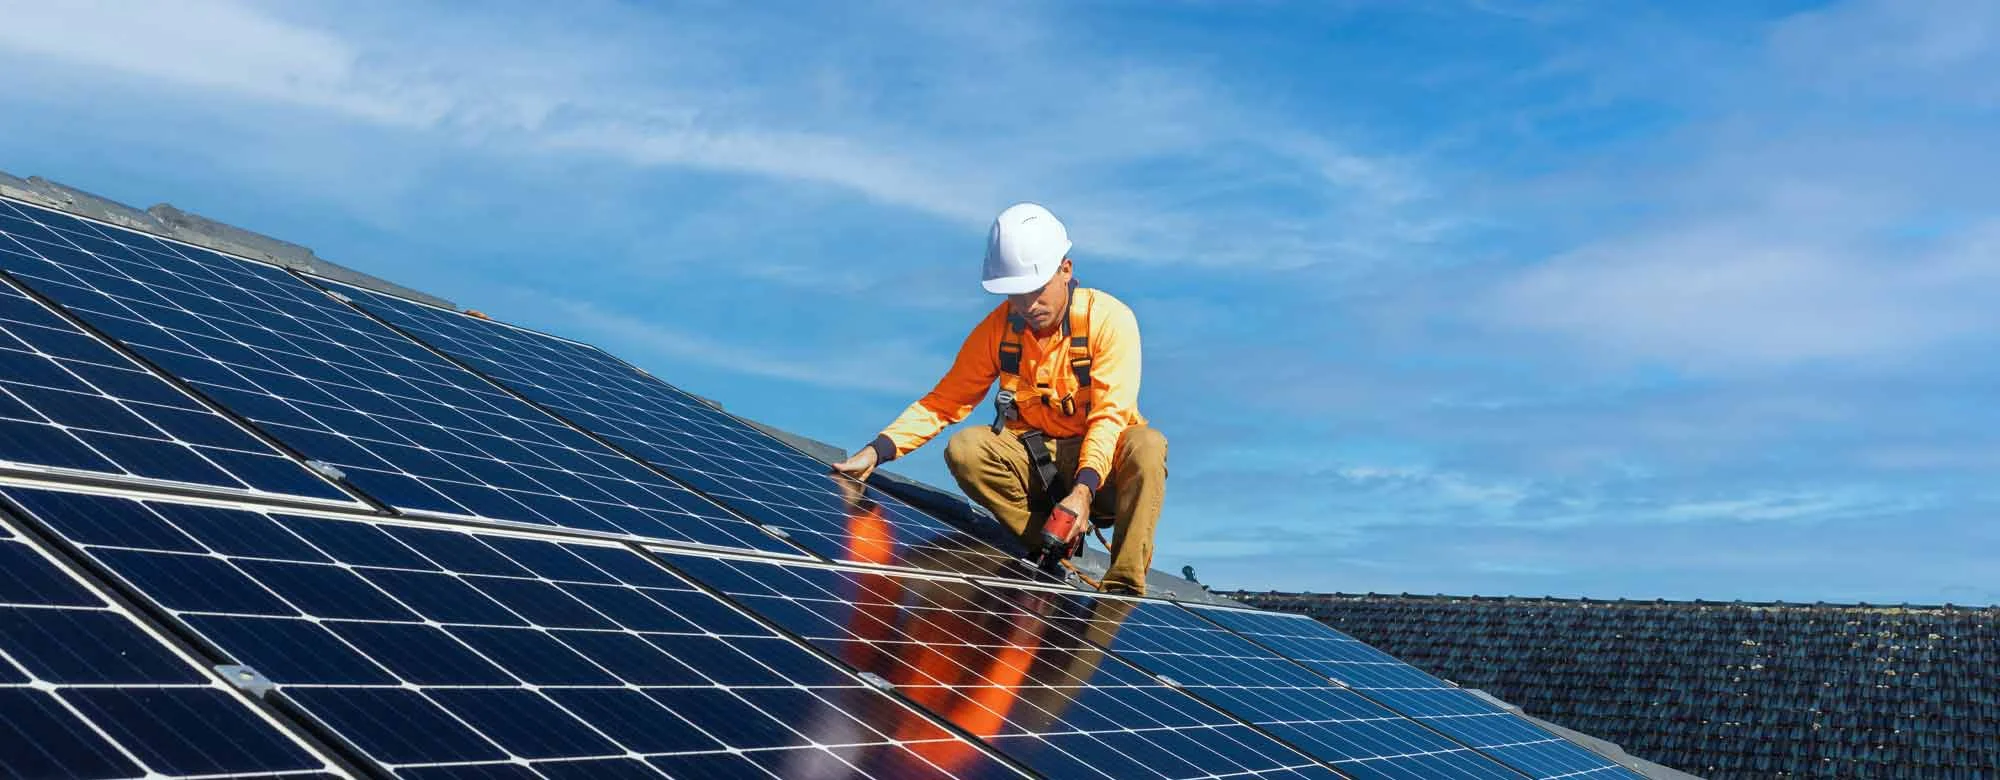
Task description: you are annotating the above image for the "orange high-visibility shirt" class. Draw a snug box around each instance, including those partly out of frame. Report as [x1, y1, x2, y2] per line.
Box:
[868, 286, 1145, 493]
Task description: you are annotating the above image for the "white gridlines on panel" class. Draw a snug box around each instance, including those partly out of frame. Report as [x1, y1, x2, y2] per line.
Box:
[652, 548, 1350, 780]
[341, 281, 1033, 580]
[0, 197, 788, 556]
[1188, 605, 1643, 780]
[0, 503, 349, 779]
[0, 483, 1026, 779]
[996, 588, 1525, 780]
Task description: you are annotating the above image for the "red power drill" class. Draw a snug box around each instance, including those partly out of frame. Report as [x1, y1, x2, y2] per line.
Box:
[1035, 504, 1086, 573]
[995, 389, 1087, 575]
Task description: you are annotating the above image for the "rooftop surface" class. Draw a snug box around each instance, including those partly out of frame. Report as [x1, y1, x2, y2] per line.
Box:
[1231, 591, 2000, 779]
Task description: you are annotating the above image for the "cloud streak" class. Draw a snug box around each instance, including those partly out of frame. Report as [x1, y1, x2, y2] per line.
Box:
[1491, 220, 2000, 371]
[0, 0, 441, 125]
[0, 0, 1453, 274]
[546, 297, 939, 397]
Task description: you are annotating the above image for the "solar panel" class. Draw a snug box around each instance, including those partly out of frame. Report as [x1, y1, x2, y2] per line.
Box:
[0, 197, 792, 556]
[656, 550, 1349, 780]
[0, 484, 1027, 779]
[993, 586, 1526, 779]
[0, 194, 1646, 780]
[0, 258, 351, 503]
[1190, 605, 1645, 779]
[0, 501, 343, 778]
[339, 281, 1041, 581]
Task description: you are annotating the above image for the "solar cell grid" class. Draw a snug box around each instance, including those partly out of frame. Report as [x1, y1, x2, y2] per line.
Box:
[657, 550, 1349, 780]
[0, 503, 343, 779]
[1190, 606, 1645, 780]
[342, 283, 1043, 582]
[0, 195, 1642, 780]
[0, 197, 792, 556]
[993, 587, 1525, 780]
[0, 256, 349, 502]
[0, 484, 1024, 779]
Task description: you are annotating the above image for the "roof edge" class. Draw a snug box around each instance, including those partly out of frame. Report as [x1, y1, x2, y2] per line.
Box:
[0, 169, 455, 310]
[1221, 590, 1999, 613]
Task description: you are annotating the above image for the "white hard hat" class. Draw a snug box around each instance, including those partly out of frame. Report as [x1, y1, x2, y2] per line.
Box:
[981, 202, 1072, 295]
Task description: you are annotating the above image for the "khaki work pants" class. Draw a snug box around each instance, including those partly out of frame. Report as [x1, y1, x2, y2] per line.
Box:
[943, 424, 1167, 594]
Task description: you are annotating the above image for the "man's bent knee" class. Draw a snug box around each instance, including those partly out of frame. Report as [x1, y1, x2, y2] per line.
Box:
[1117, 426, 1169, 472]
[944, 426, 1000, 476]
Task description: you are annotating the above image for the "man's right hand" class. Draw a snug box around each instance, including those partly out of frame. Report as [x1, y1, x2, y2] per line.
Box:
[829, 447, 879, 483]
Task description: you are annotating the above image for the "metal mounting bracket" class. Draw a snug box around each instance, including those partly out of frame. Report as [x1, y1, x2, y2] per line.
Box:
[304, 460, 347, 481]
[216, 664, 275, 698]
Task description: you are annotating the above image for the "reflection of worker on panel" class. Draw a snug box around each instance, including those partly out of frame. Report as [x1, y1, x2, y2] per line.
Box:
[832, 203, 1169, 595]
[822, 473, 1137, 775]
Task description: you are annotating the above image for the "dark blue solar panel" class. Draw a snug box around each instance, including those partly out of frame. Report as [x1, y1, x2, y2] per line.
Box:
[995, 587, 1524, 779]
[1193, 606, 1645, 779]
[0, 197, 792, 556]
[658, 551, 1350, 780]
[342, 282, 1042, 581]
[0, 262, 349, 501]
[0, 506, 338, 778]
[1, 485, 1024, 779]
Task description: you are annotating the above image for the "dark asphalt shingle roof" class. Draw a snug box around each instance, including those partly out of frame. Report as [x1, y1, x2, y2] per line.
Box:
[1227, 592, 2000, 779]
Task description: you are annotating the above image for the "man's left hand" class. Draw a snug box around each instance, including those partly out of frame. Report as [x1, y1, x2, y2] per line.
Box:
[1055, 483, 1093, 539]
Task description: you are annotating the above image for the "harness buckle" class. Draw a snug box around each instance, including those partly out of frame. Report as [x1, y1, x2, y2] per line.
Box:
[991, 389, 1018, 434]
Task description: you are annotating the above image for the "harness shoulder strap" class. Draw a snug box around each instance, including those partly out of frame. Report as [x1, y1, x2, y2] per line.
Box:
[994, 282, 1093, 414]
[1065, 285, 1092, 413]
[997, 304, 1026, 395]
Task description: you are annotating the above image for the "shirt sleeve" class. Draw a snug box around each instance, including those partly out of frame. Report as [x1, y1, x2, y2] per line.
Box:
[1074, 298, 1140, 492]
[870, 307, 1004, 461]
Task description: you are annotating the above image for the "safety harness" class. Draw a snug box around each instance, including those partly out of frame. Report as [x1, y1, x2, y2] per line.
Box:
[998, 279, 1095, 420]
[989, 280, 1093, 500]
[990, 281, 1112, 577]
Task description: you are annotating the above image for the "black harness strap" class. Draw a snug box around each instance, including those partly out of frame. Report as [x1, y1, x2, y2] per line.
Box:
[991, 282, 1091, 511]
[997, 280, 1092, 417]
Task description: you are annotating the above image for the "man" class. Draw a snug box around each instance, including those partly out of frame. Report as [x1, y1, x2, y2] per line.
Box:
[831, 202, 1167, 595]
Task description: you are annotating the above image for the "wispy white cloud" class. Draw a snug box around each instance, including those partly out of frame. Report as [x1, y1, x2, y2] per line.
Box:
[0, 0, 1452, 273]
[546, 297, 939, 396]
[1176, 453, 1939, 538]
[0, 0, 1448, 274]
[1771, 0, 2000, 104]
[1475, 0, 2000, 374]
[1490, 220, 2000, 371]
[0, 0, 448, 125]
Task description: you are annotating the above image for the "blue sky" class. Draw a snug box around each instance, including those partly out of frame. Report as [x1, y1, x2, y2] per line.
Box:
[1, 0, 1994, 604]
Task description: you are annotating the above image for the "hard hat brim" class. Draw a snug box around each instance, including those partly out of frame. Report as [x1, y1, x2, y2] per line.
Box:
[980, 239, 1069, 295]
[981, 270, 1057, 296]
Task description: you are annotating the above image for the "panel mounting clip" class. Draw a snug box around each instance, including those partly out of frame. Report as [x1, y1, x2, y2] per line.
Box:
[857, 671, 895, 691]
[216, 664, 276, 698]
[759, 524, 791, 540]
[324, 290, 353, 304]
[304, 460, 347, 481]
[1155, 674, 1184, 688]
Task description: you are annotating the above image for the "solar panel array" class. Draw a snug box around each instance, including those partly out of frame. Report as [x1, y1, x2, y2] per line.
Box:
[0, 498, 341, 779]
[0, 192, 1647, 779]
[655, 551, 1346, 780]
[0, 485, 1018, 779]
[346, 282, 1040, 582]
[0, 254, 351, 503]
[1004, 589, 1523, 780]
[1195, 607, 1641, 779]
[0, 200, 784, 555]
